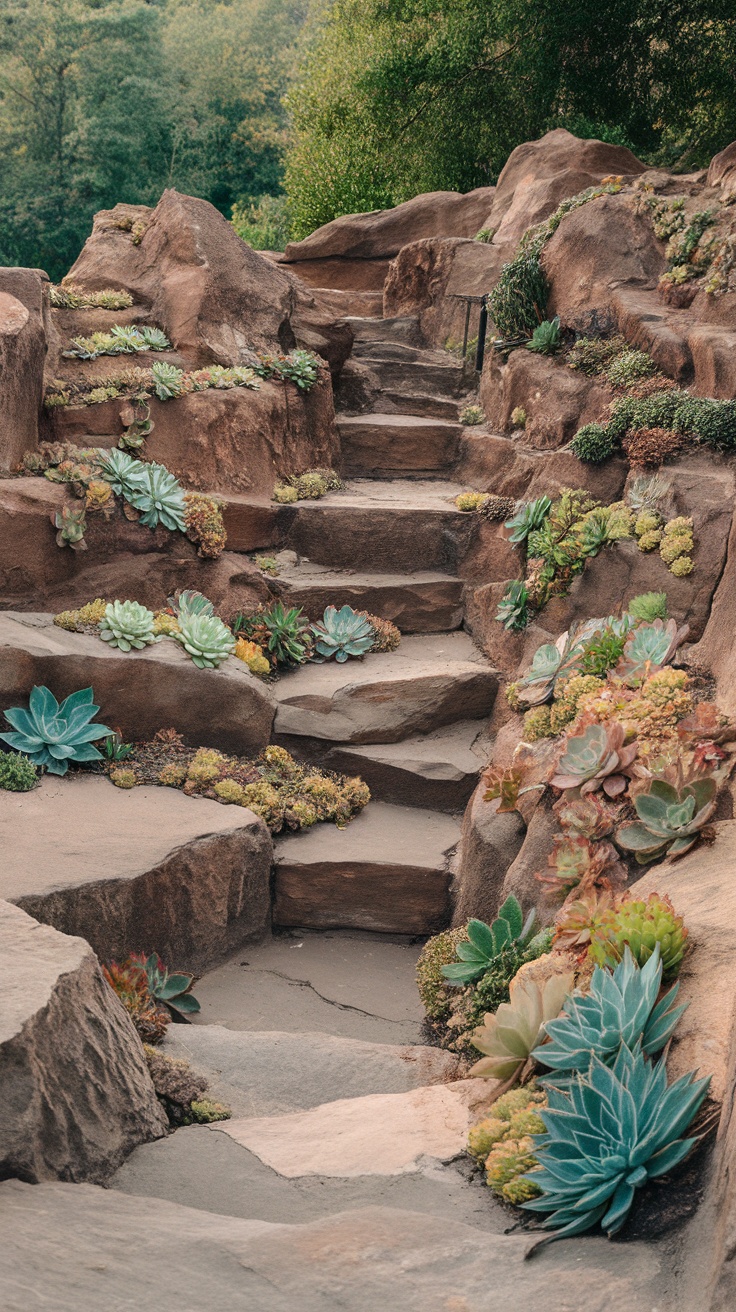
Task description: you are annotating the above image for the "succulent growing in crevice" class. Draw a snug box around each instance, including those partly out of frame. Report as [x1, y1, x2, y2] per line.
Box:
[311, 605, 375, 662]
[589, 894, 688, 978]
[440, 896, 541, 986]
[151, 360, 185, 399]
[53, 503, 87, 550]
[616, 775, 718, 862]
[615, 619, 689, 687]
[505, 496, 552, 545]
[469, 966, 575, 1084]
[132, 952, 201, 1020]
[175, 613, 236, 669]
[0, 685, 112, 776]
[234, 602, 312, 668]
[495, 580, 530, 630]
[99, 600, 160, 652]
[522, 1042, 710, 1243]
[549, 721, 638, 797]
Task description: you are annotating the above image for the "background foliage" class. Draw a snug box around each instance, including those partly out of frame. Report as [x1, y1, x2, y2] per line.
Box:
[0, 0, 735, 275]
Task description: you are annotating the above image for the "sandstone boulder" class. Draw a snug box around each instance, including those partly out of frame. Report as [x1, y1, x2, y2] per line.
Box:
[0, 269, 48, 472]
[543, 192, 666, 334]
[2, 776, 273, 971]
[0, 611, 275, 755]
[451, 780, 526, 924]
[707, 139, 736, 202]
[0, 899, 167, 1183]
[484, 129, 647, 249]
[480, 350, 612, 448]
[283, 188, 496, 264]
[383, 237, 504, 346]
[65, 191, 352, 374]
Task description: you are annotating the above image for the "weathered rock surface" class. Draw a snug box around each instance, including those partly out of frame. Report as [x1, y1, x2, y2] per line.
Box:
[383, 237, 503, 347]
[484, 129, 647, 249]
[161, 1025, 461, 1117]
[275, 562, 464, 634]
[219, 1078, 491, 1177]
[455, 429, 629, 505]
[0, 269, 48, 472]
[0, 899, 167, 1183]
[0, 611, 275, 754]
[273, 801, 460, 933]
[272, 632, 498, 743]
[480, 350, 612, 448]
[1, 776, 273, 972]
[0, 1180, 667, 1312]
[283, 188, 496, 264]
[690, 489, 736, 716]
[65, 190, 352, 374]
[451, 781, 526, 924]
[707, 139, 736, 201]
[45, 376, 338, 497]
[338, 412, 461, 476]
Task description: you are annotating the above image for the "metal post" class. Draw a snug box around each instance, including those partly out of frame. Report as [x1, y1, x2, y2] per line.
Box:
[461, 299, 472, 359]
[475, 302, 488, 374]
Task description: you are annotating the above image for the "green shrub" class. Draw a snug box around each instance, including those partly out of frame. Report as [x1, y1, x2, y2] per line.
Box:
[607, 391, 684, 439]
[672, 397, 736, 449]
[567, 335, 627, 376]
[231, 195, 291, 251]
[605, 349, 655, 389]
[489, 253, 549, 338]
[570, 423, 619, 464]
[0, 750, 38, 791]
[527, 317, 561, 354]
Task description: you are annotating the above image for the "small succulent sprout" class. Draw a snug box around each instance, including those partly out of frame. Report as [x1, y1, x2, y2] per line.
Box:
[526, 316, 561, 354]
[312, 605, 375, 662]
[175, 613, 236, 669]
[505, 496, 552, 544]
[99, 600, 160, 652]
[138, 326, 170, 350]
[136, 952, 201, 1019]
[469, 967, 575, 1083]
[124, 461, 187, 532]
[510, 405, 527, 429]
[522, 1042, 710, 1244]
[495, 580, 530, 630]
[441, 896, 540, 985]
[532, 947, 686, 1081]
[460, 403, 485, 425]
[627, 591, 668, 622]
[53, 503, 88, 550]
[616, 776, 718, 863]
[0, 685, 112, 776]
[615, 618, 689, 687]
[550, 721, 638, 798]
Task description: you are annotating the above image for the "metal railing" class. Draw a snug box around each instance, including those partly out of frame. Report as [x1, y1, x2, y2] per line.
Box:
[448, 293, 489, 373]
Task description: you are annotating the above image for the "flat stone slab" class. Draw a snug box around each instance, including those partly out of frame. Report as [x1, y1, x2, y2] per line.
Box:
[0, 1180, 668, 1311]
[337, 412, 461, 476]
[272, 632, 498, 743]
[276, 561, 464, 633]
[218, 1078, 490, 1177]
[0, 900, 166, 1183]
[192, 929, 427, 1045]
[162, 1025, 461, 1116]
[1, 776, 272, 972]
[273, 801, 461, 933]
[0, 611, 275, 756]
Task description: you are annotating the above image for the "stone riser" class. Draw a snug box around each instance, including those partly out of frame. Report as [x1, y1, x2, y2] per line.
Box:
[276, 573, 464, 632]
[273, 860, 451, 934]
[366, 358, 466, 396]
[338, 414, 461, 478]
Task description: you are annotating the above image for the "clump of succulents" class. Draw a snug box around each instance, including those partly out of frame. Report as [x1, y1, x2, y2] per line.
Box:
[183, 492, 227, 559]
[272, 467, 342, 502]
[627, 591, 668, 622]
[526, 316, 561, 354]
[459, 404, 485, 425]
[505, 496, 552, 544]
[441, 897, 543, 986]
[359, 612, 401, 653]
[615, 618, 688, 687]
[53, 503, 87, 550]
[311, 605, 375, 662]
[151, 360, 185, 399]
[272, 482, 299, 503]
[99, 600, 160, 652]
[510, 406, 527, 428]
[522, 1042, 710, 1243]
[616, 775, 718, 862]
[103, 961, 170, 1043]
[660, 516, 695, 575]
[468, 1083, 548, 1203]
[0, 750, 38, 791]
[537, 833, 626, 901]
[233, 637, 271, 677]
[588, 893, 688, 978]
[64, 324, 171, 360]
[49, 284, 134, 310]
[496, 580, 530, 630]
[175, 612, 236, 669]
[54, 598, 109, 632]
[234, 602, 312, 668]
[416, 925, 472, 1022]
[455, 490, 489, 512]
[0, 686, 112, 776]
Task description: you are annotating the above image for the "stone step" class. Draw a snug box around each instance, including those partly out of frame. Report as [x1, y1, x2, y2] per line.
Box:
[310, 287, 384, 318]
[273, 801, 461, 932]
[275, 719, 488, 811]
[343, 315, 421, 345]
[337, 412, 461, 477]
[351, 340, 430, 363]
[274, 562, 464, 632]
[1, 1179, 666, 1310]
[271, 631, 498, 744]
[358, 355, 466, 397]
[0, 774, 272, 973]
[223, 479, 481, 571]
[376, 388, 461, 419]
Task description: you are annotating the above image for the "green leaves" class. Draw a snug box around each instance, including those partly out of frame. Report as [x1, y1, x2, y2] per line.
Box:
[96, 451, 187, 533]
[495, 581, 530, 631]
[505, 496, 552, 545]
[312, 605, 375, 662]
[0, 685, 112, 776]
[441, 896, 536, 985]
[139, 953, 201, 1020]
[616, 777, 718, 863]
[526, 316, 561, 354]
[99, 600, 159, 652]
[175, 614, 236, 669]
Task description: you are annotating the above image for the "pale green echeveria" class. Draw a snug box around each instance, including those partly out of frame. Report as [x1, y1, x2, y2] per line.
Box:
[96, 448, 143, 496]
[532, 946, 686, 1082]
[616, 777, 718, 863]
[169, 589, 215, 620]
[469, 966, 575, 1083]
[0, 685, 112, 775]
[312, 605, 374, 662]
[99, 600, 160, 652]
[175, 613, 236, 668]
[615, 618, 688, 687]
[123, 461, 187, 531]
[522, 1042, 710, 1244]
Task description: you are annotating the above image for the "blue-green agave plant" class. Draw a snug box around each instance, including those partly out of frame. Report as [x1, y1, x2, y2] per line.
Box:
[441, 896, 543, 985]
[0, 686, 112, 776]
[522, 1041, 710, 1243]
[311, 605, 374, 661]
[532, 947, 686, 1082]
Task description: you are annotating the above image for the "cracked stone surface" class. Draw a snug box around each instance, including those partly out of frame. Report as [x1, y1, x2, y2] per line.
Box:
[192, 929, 427, 1045]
